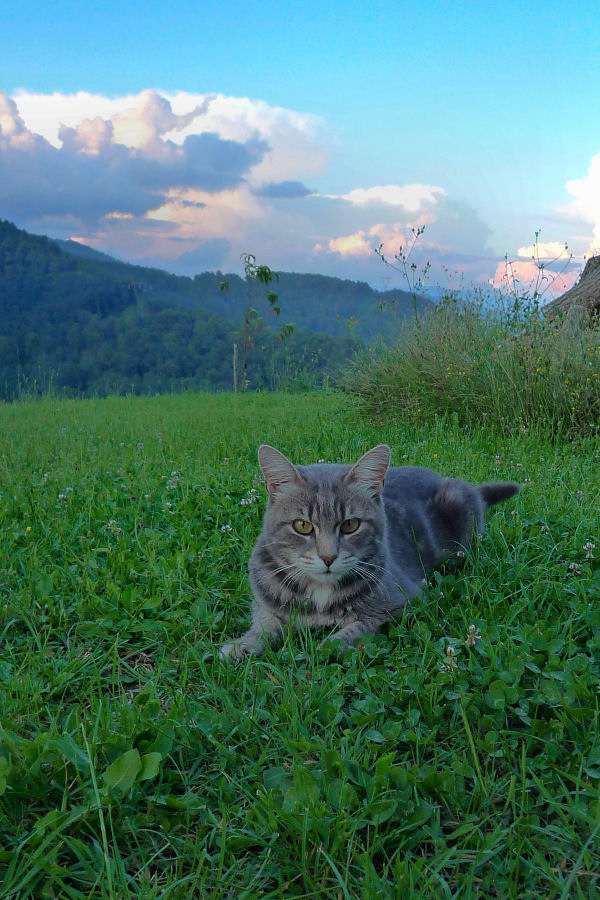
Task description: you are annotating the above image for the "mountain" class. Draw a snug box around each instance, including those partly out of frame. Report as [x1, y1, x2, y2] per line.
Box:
[52, 233, 432, 339]
[55, 239, 118, 264]
[0, 219, 431, 399]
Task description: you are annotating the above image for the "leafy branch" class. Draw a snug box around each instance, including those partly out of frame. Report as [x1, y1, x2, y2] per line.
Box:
[219, 254, 294, 391]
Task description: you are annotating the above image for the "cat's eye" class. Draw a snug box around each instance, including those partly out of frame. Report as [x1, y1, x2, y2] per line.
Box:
[340, 517, 360, 534]
[293, 519, 314, 535]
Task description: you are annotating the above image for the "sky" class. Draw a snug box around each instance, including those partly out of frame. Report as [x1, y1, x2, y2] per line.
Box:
[1, 0, 599, 295]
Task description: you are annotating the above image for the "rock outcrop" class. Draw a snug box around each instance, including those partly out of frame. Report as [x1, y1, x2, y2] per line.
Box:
[544, 255, 600, 321]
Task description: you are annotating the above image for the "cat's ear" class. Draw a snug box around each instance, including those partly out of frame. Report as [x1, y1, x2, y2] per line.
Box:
[345, 444, 390, 497]
[258, 445, 303, 495]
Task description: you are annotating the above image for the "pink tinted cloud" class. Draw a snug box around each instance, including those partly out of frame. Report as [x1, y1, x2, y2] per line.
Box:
[491, 260, 579, 299]
[325, 230, 373, 257]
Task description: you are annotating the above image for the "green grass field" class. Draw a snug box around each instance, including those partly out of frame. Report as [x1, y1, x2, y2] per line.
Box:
[1, 392, 600, 898]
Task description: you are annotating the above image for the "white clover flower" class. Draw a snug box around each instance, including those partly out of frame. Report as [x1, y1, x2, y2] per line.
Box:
[568, 562, 582, 575]
[220, 523, 233, 533]
[439, 645, 458, 672]
[465, 624, 482, 647]
[584, 542, 595, 559]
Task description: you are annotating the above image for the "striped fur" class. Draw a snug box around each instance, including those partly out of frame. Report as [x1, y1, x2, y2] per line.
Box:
[220, 445, 519, 659]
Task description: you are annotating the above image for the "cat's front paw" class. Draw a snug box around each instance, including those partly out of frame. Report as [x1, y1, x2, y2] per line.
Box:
[219, 634, 264, 661]
[318, 633, 352, 651]
[219, 640, 248, 661]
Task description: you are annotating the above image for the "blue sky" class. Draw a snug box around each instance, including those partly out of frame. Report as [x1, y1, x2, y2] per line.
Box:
[1, 0, 599, 292]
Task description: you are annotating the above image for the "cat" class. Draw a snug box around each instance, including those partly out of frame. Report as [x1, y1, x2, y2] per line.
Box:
[219, 444, 519, 659]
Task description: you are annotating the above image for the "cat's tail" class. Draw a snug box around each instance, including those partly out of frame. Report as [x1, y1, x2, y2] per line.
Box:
[478, 481, 520, 508]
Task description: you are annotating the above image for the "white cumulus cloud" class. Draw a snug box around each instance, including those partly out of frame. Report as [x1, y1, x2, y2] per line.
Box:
[564, 153, 600, 250]
[336, 183, 446, 211]
[1, 88, 499, 284]
[517, 240, 570, 260]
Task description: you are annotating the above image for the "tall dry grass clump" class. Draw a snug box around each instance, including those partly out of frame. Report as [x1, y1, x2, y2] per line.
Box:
[343, 294, 600, 439]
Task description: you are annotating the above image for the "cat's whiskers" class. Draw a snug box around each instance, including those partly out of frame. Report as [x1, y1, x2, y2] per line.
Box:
[280, 567, 306, 591]
[355, 559, 388, 574]
[270, 562, 299, 577]
[350, 562, 384, 589]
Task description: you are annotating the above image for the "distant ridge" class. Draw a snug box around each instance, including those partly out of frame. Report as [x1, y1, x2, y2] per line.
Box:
[48, 225, 433, 339]
[0, 218, 433, 399]
[55, 239, 119, 264]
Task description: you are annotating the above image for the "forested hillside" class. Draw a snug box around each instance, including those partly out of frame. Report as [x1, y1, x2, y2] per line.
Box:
[0, 219, 429, 398]
[52, 233, 429, 339]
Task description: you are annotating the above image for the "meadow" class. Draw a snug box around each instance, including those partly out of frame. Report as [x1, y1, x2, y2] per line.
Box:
[1, 390, 600, 898]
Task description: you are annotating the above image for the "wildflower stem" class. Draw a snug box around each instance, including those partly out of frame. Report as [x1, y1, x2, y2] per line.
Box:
[460, 701, 488, 798]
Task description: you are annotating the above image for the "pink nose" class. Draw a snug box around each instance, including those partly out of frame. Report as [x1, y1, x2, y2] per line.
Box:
[320, 554, 336, 567]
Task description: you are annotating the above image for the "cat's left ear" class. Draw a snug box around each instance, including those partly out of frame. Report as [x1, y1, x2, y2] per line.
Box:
[345, 445, 390, 497]
[258, 445, 303, 495]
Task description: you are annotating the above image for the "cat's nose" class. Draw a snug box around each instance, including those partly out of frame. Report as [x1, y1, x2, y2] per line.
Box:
[319, 554, 337, 568]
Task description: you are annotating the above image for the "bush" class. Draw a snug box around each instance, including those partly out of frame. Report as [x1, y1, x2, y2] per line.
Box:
[342, 293, 600, 440]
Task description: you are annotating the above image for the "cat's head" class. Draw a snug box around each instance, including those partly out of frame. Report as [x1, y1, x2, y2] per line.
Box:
[256, 444, 390, 583]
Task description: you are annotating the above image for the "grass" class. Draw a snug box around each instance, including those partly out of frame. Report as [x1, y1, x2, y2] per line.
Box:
[1, 390, 600, 898]
[342, 295, 600, 441]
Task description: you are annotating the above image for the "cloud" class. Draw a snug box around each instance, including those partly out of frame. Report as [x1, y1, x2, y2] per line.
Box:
[0, 90, 268, 227]
[491, 260, 578, 299]
[324, 230, 373, 257]
[564, 153, 600, 250]
[2, 89, 499, 285]
[517, 240, 570, 259]
[315, 191, 493, 287]
[160, 238, 232, 275]
[335, 184, 446, 212]
[253, 180, 314, 198]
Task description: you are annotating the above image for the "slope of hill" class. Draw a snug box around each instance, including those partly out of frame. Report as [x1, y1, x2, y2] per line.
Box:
[52, 231, 432, 338]
[0, 220, 361, 398]
[55, 238, 119, 264]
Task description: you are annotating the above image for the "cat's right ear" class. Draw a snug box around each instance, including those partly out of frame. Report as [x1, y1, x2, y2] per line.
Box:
[258, 445, 303, 495]
[345, 444, 390, 497]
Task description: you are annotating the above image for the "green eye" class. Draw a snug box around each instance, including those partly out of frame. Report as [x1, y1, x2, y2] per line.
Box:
[293, 519, 314, 535]
[340, 518, 360, 534]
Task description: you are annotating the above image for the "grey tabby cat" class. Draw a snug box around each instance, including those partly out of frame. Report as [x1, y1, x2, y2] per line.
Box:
[220, 444, 519, 659]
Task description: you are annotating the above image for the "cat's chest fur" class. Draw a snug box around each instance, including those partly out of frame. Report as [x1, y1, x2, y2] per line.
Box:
[254, 563, 355, 626]
[289, 580, 351, 625]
